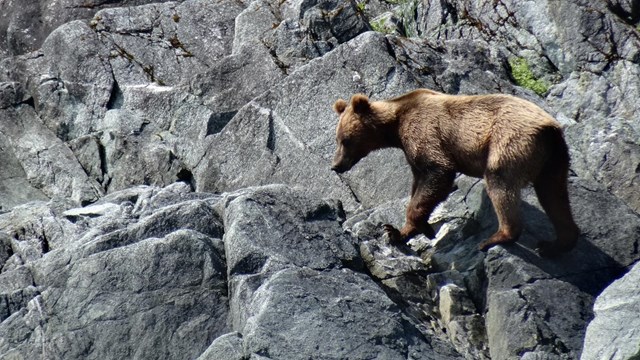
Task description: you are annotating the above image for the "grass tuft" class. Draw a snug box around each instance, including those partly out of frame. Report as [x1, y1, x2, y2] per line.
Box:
[508, 57, 549, 97]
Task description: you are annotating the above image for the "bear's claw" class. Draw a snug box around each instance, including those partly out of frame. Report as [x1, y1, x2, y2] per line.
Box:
[423, 225, 436, 239]
[536, 240, 576, 258]
[478, 240, 496, 252]
[382, 224, 403, 244]
[478, 230, 518, 252]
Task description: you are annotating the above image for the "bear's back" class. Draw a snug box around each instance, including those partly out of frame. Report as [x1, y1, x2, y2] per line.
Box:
[431, 93, 559, 146]
[391, 90, 561, 176]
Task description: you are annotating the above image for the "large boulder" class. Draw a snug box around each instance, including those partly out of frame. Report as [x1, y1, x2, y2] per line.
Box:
[205, 184, 462, 359]
[581, 261, 640, 360]
[0, 183, 228, 359]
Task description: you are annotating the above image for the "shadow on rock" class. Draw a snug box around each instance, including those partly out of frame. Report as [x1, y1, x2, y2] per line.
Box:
[486, 176, 639, 297]
[497, 236, 624, 297]
[347, 175, 640, 359]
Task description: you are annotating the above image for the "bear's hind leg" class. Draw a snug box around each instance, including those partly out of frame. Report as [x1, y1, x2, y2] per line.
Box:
[478, 175, 523, 251]
[533, 127, 579, 257]
[533, 167, 579, 257]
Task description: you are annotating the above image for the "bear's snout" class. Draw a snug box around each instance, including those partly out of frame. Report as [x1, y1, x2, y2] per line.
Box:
[331, 162, 348, 174]
[332, 144, 363, 173]
[331, 148, 351, 173]
[331, 155, 353, 173]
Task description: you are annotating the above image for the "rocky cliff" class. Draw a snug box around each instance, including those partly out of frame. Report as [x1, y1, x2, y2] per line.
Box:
[1, 0, 639, 359]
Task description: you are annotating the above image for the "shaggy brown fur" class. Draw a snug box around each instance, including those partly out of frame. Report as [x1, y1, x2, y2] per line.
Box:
[331, 89, 579, 256]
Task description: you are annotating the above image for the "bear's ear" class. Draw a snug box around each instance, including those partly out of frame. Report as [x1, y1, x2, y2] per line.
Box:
[351, 94, 370, 114]
[333, 99, 347, 114]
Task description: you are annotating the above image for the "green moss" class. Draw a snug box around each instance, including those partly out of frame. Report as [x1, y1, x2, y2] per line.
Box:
[508, 57, 549, 97]
[370, 17, 393, 34]
[356, 1, 366, 13]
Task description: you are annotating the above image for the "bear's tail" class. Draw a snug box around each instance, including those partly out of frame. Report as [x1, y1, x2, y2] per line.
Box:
[540, 126, 571, 175]
[534, 125, 579, 255]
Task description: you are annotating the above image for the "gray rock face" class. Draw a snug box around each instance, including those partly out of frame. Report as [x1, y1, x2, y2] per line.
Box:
[0, 0, 639, 358]
[0, 183, 228, 359]
[581, 261, 640, 360]
[0, 0, 183, 58]
[194, 31, 416, 212]
[0, 184, 462, 359]
[92, 0, 244, 87]
[0, 104, 102, 205]
[209, 184, 462, 359]
[68, 83, 214, 193]
[347, 174, 640, 359]
[0, 131, 48, 211]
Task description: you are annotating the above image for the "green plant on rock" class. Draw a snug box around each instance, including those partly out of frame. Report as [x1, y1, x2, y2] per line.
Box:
[356, 1, 366, 13]
[508, 57, 550, 97]
[370, 17, 392, 34]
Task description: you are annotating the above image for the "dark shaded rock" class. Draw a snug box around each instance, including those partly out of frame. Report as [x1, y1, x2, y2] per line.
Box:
[471, 177, 639, 358]
[300, 0, 371, 44]
[236, 267, 459, 359]
[346, 173, 640, 359]
[606, 0, 640, 24]
[39, 230, 227, 360]
[0, 81, 27, 108]
[221, 185, 358, 276]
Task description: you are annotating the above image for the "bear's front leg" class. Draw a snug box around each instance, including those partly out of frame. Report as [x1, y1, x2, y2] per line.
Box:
[383, 222, 435, 244]
[384, 169, 455, 245]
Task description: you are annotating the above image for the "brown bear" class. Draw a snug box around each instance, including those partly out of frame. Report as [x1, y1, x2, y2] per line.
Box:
[330, 89, 579, 256]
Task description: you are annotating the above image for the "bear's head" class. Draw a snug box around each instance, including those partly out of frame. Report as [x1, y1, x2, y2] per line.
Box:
[331, 94, 389, 173]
